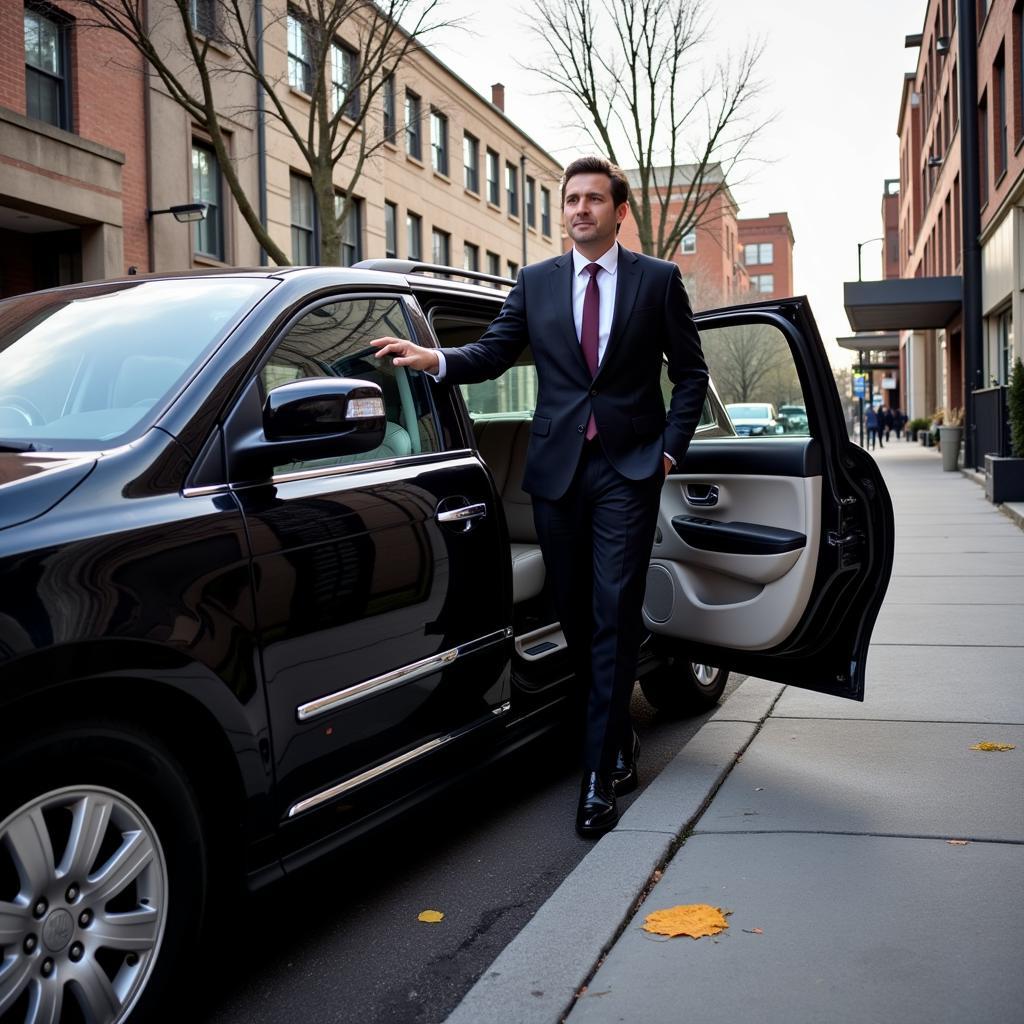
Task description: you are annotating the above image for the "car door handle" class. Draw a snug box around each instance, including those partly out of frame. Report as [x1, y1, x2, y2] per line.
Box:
[437, 502, 488, 524]
[685, 484, 719, 507]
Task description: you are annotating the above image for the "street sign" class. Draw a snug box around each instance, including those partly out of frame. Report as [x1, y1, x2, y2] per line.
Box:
[852, 373, 867, 398]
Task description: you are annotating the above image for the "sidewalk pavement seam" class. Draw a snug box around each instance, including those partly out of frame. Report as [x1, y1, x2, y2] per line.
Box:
[442, 680, 785, 1024]
[770, 716, 1024, 725]
[691, 829, 1024, 844]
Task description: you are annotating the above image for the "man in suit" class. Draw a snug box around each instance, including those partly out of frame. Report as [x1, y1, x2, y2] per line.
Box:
[372, 156, 708, 837]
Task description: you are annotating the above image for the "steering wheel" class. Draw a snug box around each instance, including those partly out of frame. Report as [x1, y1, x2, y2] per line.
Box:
[0, 395, 46, 427]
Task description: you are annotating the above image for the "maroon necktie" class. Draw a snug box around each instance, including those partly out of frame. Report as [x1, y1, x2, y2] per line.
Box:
[581, 262, 601, 439]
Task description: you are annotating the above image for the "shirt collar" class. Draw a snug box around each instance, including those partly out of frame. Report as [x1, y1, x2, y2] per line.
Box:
[572, 243, 619, 277]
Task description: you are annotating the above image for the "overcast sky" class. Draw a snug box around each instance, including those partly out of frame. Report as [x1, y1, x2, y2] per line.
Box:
[430, 0, 928, 366]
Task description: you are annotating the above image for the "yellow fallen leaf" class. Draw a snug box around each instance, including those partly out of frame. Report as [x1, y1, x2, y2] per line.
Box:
[417, 910, 444, 923]
[946, 840, 969, 846]
[970, 742, 1016, 752]
[642, 903, 729, 939]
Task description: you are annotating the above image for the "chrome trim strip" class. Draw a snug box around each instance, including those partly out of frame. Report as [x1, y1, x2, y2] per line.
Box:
[286, 697, 513, 818]
[437, 502, 487, 523]
[296, 627, 512, 722]
[287, 736, 448, 817]
[270, 449, 475, 486]
[182, 483, 230, 498]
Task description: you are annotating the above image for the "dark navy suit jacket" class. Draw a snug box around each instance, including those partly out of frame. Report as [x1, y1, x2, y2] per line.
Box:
[440, 245, 709, 501]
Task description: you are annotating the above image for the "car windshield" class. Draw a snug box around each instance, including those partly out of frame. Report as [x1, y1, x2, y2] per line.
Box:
[0, 278, 273, 450]
[727, 405, 770, 419]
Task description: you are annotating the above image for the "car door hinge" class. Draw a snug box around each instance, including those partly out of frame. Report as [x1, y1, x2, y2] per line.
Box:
[827, 528, 863, 567]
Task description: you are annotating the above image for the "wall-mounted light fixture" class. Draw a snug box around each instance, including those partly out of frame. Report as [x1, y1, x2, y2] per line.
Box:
[147, 202, 208, 223]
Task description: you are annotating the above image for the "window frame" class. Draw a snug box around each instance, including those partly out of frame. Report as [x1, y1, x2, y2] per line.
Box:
[506, 162, 519, 217]
[486, 149, 500, 206]
[384, 200, 398, 258]
[407, 210, 422, 260]
[525, 175, 536, 228]
[189, 0, 216, 37]
[331, 40, 360, 120]
[680, 230, 697, 255]
[405, 90, 422, 160]
[464, 131, 480, 193]
[24, 5, 72, 131]
[432, 227, 451, 265]
[290, 172, 317, 265]
[334, 193, 363, 266]
[541, 187, 551, 236]
[191, 140, 224, 261]
[430, 109, 449, 175]
[463, 241, 479, 272]
[287, 10, 313, 94]
[382, 73, 396, 144]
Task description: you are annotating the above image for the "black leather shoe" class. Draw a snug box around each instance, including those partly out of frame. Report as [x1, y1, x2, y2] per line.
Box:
[576, 771, 618, 838]
[610, 731, 640, 796]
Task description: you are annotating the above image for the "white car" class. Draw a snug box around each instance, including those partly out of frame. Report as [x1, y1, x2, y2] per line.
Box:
[725, 402, 785, 436]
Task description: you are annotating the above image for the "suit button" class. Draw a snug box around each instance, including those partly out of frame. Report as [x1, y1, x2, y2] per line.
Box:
[577, 424, 584, 433]
[590, 389, 598, 397]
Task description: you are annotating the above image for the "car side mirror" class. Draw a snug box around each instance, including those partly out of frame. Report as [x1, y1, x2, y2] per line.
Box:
[230, 377, 387, 480]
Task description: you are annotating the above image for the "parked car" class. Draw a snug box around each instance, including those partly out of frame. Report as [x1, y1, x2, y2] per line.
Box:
[0, 265, 894, 1022]
[778, 404, 809, 433]
[724, 401, 786, 435]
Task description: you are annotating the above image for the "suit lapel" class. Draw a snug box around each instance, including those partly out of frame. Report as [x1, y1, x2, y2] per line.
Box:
[597, 245, 642, 381]
[550, 252, 590, 376]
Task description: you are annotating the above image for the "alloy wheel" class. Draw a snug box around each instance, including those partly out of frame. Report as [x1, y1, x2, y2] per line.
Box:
[691, 663, 722, 691]
[0, 785, 168, 1024]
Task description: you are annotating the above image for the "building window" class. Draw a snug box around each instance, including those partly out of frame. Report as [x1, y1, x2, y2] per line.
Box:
[464, 132, 479, 193]
[979, 90, 989, 206]
[1018, 6, 1024, 143]
[506, 162, 519, 217]
[406, 90, 422, 159]
[191, 142, 223, 260]
[331, 42, 360, 120]
[526, 176, 536, 228]
[998, 306, 1013, 383]
[407, 211, 422, 260]
[430, 110, 448, 175]
[189, 0, 216, 35]
[290, 173, 316, 264]
[384, 201, 398, 258]
[751, 274, 775, 294]
[744, 242, 774, 265]
[382, 74, 396, 143]
[541, 187, 552, 236]
[486, 250, 500, 286]
[995, 48, 1007, 178]
[24, 7, 69, 130]
[287, 12, 313, 94]
[464, 242, 479, 271]
[486, 149, 500, 206]
[334, 195, 362, 266]
[507, 259, 519, 278]
[680, 231, 696, 254]
[432, 227, 450, 265]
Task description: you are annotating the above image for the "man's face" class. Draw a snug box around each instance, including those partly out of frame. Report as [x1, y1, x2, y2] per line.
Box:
[563, 173, 627, 249]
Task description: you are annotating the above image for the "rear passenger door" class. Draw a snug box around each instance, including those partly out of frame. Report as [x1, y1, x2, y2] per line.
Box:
[227, 293, 511, 833]
[646, 299, 894, 700]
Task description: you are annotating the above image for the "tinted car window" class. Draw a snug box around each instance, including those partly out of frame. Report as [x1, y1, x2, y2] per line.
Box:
[263, 296, 441, 472]
[0, 278, 273, 450]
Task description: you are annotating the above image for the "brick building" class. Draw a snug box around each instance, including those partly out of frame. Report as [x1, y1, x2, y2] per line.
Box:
[0, 2, 561, 298]
[845, 0, 1023, 453]
[618, 165, 794, 309]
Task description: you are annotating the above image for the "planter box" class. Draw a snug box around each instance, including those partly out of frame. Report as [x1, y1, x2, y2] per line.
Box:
[939, 426, 963, 471]
[984, 455, 1024, 503]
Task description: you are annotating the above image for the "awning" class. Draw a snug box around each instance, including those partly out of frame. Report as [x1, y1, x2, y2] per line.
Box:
[843, 276, 962, 332]
[836, 332, 899, 352]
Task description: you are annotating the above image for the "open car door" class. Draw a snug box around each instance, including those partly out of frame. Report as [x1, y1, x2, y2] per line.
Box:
[645, 297, 894, 700]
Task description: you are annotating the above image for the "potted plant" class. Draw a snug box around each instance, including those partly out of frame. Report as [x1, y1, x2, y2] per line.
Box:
[908, 417, 930, 442]
[939, 407, 963, 471]
[986, 359, 1024, 502]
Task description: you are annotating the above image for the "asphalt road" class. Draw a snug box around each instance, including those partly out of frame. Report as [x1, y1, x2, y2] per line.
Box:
[199, 675, 742, 1024]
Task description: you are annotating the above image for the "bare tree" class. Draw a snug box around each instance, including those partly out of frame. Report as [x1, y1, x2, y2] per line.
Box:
[80, 0, 450, 265]
[701, 320, 796, 407]
[524, 0, 770, 260]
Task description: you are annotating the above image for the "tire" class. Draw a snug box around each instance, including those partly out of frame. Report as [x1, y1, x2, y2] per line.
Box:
[639, 654, 729, 716]
[0, 722, 208, 1023]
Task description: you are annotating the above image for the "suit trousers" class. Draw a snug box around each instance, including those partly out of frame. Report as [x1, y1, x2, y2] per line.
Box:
[532, 439, 663, 774]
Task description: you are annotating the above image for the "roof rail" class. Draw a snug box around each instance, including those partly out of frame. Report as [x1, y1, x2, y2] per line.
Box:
[353, 259, 515, 289]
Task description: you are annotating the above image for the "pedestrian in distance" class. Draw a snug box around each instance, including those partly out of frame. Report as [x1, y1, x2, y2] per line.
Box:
[882, 405, 894, 442]
[894, 407, 907, 440]
[371, 156, 709, 838]
[866, 405, 882, 449]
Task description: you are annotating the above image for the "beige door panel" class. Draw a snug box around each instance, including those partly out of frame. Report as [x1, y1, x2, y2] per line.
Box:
[645, 474, 822, 651]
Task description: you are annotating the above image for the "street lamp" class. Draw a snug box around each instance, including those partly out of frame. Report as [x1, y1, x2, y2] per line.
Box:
[856, 236, 884, 282]
[146, 202, 208, 223]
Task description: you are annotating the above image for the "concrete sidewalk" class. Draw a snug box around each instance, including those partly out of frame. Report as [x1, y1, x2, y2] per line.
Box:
[446, 443, 1024, 1024]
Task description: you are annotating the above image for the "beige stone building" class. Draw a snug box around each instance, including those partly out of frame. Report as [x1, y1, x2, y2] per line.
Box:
[1, 1, 561, 297]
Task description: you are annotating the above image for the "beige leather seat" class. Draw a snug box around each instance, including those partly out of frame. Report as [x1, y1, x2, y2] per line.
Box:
[473, 419, 545, 604]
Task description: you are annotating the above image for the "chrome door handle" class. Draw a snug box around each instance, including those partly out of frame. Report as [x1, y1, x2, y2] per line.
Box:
[437, 502, 488, 524]
[685, 484, 719, 507]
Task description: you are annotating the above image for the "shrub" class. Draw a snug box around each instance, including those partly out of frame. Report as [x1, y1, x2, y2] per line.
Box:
[1009, 358, 1024, 458]
[908, 417, 931, 433]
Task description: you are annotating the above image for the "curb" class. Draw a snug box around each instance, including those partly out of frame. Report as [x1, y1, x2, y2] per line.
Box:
[442, 677, 785, 1024]
[1001, 501, 1024, 532]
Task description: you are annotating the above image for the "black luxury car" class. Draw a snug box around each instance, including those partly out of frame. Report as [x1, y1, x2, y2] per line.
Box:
[0, 263, 894, 1023]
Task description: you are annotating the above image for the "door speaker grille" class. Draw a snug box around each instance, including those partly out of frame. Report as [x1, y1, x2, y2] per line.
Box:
[644, 565, 674, 623]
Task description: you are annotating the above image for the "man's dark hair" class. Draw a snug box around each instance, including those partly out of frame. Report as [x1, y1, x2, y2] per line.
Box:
[560, 156, 631, 209]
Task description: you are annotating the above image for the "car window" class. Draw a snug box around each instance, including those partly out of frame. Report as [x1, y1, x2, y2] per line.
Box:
[696, 322, 810, 438]
[0, 278, 273, 450]
[263, 296, 440, 473]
